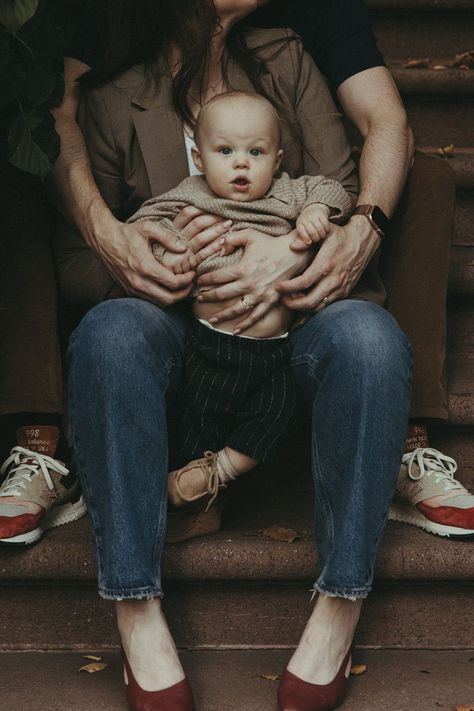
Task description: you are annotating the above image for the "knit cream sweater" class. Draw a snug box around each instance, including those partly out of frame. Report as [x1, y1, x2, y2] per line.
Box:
[128, 172, 353, 275]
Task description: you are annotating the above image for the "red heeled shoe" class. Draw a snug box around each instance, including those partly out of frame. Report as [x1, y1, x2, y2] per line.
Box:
[277, 645, 353, 711]
[121, 646, 195, 711]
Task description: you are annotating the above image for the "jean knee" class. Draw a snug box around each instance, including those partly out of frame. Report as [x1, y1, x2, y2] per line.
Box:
[70, 299, 184, 369]
[327, 302, 413, 379]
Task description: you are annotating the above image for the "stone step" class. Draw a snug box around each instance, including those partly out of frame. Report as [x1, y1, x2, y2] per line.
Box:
[368, 0, 474, 10]
[447, 303, 474, 424]
[1, 650, 473, 711]
[374, 15, 474, 61]
[344, 65, 474, 146]
[1, 496, 473, 650]
[429, 425, 474, 491]
[392, 66, 474, 96]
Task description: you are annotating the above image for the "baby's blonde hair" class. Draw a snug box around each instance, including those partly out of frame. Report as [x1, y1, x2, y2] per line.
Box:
[194, 91, 282, 147]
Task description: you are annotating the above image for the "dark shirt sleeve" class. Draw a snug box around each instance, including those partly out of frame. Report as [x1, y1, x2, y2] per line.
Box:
[250, 0, 386, 90]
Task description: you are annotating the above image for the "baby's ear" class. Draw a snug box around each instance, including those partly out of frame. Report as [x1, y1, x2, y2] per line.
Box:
[192, 146, 204, 172]
[274, 148, 283, 172]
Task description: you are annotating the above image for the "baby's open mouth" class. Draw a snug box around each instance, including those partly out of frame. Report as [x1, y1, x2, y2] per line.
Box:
[232, 178, 249, 187]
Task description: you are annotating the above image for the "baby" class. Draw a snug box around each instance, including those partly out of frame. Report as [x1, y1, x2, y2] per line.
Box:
[128, 91, 354, 514]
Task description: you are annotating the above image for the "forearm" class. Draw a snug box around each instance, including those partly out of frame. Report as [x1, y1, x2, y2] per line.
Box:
[356, 116, 414, 217]
[49, 116, 118, 251]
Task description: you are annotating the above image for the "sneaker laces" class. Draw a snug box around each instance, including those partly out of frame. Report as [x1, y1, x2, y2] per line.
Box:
[0, 446, 69, 499]
[401, 447, 462, 493]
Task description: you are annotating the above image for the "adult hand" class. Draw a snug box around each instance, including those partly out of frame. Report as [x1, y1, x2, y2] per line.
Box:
[174, 206, 232, 264]
[276, 218, 381, 311]
[197, 228, 312, 332]
[92, 218, 196, 306]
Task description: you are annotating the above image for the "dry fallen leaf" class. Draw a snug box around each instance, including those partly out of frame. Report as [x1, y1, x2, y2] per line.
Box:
[259, 526, 299, 543]
[79, 662, 108, 674]
[433, 64, 448, 70]
[260, 674, 281, 682]
[403, 58, 430, 69]
[453, 50, 474, 68]
[350, 664, 367, 676]
[438, 144, 455, 158]
[83, 655, 102, 661]
[419, 669, 431, 674]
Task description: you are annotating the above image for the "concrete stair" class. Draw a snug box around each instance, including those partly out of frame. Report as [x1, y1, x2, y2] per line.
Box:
[1, 650, 473, 710]
[0, 2, 473, 708]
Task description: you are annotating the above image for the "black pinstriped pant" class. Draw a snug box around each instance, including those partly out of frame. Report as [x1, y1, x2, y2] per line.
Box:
[169, 319, 298, 467]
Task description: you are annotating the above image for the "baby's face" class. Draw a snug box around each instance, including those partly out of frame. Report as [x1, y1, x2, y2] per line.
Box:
[193, 100, 282, 202]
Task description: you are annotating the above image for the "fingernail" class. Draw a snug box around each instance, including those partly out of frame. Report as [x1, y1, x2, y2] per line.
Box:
[233, 328, 241, 335]
[223, 220, 232, 227]
[197, 295, 203, 301]
[219, 238, 225, 244]
[209, 317, 217, 324]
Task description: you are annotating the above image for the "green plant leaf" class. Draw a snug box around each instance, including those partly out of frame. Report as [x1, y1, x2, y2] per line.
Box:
[7, 106, 52, 179]
[0, 0, 39, 33]
[21, 60, 57, 107]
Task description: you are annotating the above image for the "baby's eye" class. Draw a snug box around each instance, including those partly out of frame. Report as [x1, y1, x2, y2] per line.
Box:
[219, 147, 232, 155]
[249, 148, 262, 156]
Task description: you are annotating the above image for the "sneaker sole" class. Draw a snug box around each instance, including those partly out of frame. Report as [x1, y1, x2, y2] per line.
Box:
[389, 499, 474, 539]
[0, 495, 87, 546]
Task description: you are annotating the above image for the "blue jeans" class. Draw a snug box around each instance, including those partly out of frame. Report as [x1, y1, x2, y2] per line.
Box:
[68, 298, 412, 600]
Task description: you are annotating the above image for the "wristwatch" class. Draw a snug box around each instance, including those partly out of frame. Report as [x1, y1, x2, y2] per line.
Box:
[353, 205, 390, 239]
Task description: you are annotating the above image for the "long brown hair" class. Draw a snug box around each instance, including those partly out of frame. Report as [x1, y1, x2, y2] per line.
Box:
[81, 0, 298, 132]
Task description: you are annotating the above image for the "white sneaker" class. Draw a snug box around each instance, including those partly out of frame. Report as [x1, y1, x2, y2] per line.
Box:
[389, 447, 474, 538]
[0, 446, 86, 545]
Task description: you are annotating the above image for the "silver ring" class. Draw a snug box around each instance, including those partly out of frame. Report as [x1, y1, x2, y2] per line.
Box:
[241, 296, 254, 311]
[322, 296, 329, 306]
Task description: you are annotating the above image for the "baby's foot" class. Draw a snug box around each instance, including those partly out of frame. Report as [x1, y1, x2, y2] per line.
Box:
[167, 451, 224, 507]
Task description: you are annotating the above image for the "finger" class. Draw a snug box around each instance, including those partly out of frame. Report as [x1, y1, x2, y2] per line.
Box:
[173, 205, 205, 230]
[197, 265, 241, 288]
[195, 238, 224, 265]
[282, 282, 340, 312]
[137, 221, 187, 253]
[233, 301, 273, 334]
[140, 262, 195, 291]
[290, 237, 313, 252]
[197, 279, 246, 303]
[130, 279, 194, 306]
[179, 213, 227, 241]
[296, 224, 312, 245]
[208, 296, 259, 325]
[276, 265, 323, 295]
[219, 235, 237, 257]
[187, 220, 232, 253]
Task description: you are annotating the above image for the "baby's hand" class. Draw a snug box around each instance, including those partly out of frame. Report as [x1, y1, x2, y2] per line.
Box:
[296, 204, 332, 244]
[153, 242, 197, 275]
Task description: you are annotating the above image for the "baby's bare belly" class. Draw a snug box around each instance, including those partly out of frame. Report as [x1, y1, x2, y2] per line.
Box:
[193, 297, 294, 338]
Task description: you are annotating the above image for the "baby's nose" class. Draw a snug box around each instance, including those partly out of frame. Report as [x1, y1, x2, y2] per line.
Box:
[233, 154, 249, 168]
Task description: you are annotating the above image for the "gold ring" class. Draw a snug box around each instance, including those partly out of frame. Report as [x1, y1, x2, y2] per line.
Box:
[241, 296, 254, 311]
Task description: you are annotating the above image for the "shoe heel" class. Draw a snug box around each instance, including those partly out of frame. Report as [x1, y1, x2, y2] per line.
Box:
[42, 494, 87, 530]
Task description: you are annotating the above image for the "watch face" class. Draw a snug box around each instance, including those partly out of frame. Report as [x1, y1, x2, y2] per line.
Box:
[371, 206, 390, 234]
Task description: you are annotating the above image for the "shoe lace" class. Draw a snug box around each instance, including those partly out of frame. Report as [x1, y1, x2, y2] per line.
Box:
[401, 447, 461, 492]
[0, 446, 69, 498]
[202, 451, 221, 511]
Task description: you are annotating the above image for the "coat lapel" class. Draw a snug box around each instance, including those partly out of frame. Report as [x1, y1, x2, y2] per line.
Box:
[131, 70, 189, 196]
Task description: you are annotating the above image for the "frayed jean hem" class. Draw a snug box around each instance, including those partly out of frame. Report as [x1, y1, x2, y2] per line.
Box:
[311, 581, 371, 602]
[98, 586, 164, 602]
